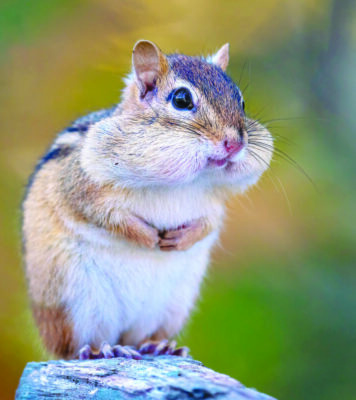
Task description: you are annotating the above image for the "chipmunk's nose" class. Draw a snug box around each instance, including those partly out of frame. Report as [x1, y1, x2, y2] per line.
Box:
[223, 139, 244, 157]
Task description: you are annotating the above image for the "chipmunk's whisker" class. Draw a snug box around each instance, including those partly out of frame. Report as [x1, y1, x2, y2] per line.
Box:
[248, 138, 316, 189]
[247, 147, 271, 170]
[159, 117, 202, 137]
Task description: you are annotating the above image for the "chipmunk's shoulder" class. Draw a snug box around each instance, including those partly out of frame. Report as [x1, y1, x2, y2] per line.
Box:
[25, 106, 117, 195]
[59, 106, 117, 136]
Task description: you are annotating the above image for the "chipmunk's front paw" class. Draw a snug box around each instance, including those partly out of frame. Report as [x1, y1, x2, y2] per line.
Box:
[139, 339, 189, 357]
[124, 215, 159, 249]
[78, 342, 142, 360]
[158, 220, 206, 251]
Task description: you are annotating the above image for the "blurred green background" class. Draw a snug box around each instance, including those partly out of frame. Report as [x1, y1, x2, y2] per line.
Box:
[0, 0, 355, 399]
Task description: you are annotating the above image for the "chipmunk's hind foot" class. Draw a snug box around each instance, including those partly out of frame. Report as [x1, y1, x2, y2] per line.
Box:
[139, 339, 189, 357]
[78, 342, 142, 360]
[78, 340, 189, 360]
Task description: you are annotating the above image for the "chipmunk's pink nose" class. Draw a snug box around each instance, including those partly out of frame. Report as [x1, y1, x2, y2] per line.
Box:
[224, 139, 243, 157]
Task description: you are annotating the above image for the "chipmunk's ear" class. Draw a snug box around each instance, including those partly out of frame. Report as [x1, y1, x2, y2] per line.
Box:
[132, 40, 169, 98]
[208, 43, 229, 71]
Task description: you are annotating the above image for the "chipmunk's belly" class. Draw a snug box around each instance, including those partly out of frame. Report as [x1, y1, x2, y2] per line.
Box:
[62, 229, 217, 350]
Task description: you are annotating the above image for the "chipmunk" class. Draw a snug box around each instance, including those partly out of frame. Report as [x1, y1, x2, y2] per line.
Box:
[22, 40, 273, 360]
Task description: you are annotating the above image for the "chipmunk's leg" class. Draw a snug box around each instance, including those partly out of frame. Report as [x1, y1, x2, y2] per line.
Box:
[33, 305, 76, 359]
[158, 218, 213, 251]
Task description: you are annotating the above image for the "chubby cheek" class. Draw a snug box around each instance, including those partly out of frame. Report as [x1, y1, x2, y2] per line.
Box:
[232, 149, 271, 183]
[209, 150, 269, 190]
[225, 167, 262, 192]
[150, 150, 206, 183]
[108, 140, 205, 185]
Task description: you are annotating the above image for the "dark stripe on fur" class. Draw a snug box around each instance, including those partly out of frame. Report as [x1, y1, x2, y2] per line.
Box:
[168, 55, 243, 128]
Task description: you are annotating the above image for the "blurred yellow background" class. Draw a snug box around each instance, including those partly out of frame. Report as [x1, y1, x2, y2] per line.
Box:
[1, 0, 355, 399]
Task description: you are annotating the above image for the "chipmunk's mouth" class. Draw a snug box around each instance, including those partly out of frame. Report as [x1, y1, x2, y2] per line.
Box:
[207, 143, 245, 169]
[207, 157, 230, 168]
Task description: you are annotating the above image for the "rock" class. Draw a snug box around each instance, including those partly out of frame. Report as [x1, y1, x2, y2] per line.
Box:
[16, 355, 277, 399]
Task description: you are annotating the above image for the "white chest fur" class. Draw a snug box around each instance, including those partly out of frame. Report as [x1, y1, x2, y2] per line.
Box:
[61, 184, 223, 351]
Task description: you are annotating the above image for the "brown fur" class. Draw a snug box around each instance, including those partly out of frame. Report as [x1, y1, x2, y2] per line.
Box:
[113, 214, 160, 249]
[149, 328, 169, 342]
[33, 305, 76, 359]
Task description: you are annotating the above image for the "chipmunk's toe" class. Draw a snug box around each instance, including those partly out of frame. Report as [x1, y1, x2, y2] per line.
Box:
[139, 339, 190, 357]
[112, 345, 142, 359]
[78, 342, 142, 360]
[99, 342, 114, 359]
[78, 344, 92, 360]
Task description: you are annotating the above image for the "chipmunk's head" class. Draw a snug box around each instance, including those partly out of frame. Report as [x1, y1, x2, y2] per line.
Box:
[81, 40, 273, 191]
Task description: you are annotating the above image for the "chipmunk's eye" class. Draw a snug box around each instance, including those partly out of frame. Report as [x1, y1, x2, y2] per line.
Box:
[171, 87, 194, 110]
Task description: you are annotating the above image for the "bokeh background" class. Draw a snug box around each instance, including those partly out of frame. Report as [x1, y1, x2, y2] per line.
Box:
[0, 0, 355, 399]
